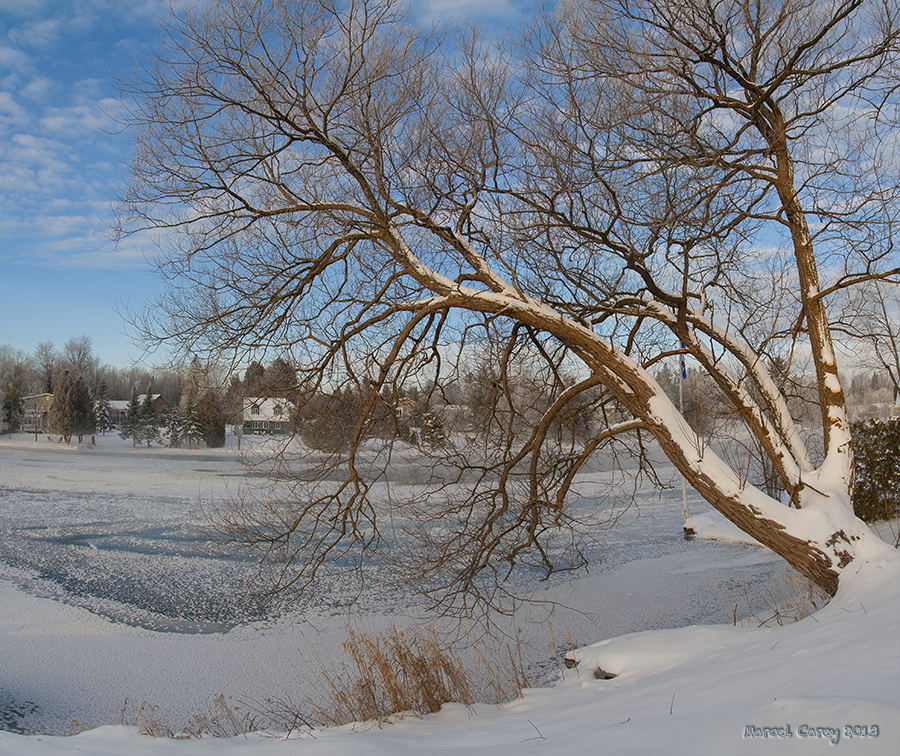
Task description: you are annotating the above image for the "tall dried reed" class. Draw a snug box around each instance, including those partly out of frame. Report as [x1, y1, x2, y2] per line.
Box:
[306, 623, 529, 726]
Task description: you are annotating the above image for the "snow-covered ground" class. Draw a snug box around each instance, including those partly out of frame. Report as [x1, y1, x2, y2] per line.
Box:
[1, 433, 897, 755]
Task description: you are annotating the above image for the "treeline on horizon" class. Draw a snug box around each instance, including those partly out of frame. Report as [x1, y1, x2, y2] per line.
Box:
[1, 334, 897, 445]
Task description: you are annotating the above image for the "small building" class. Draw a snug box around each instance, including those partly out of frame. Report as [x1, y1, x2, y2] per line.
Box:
[21, 393, 53, 433]
[242, 397, 295, 434]
[107, 394, 164, 427]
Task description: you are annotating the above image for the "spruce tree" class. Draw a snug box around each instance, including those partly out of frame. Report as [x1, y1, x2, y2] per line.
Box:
[68, 375, 96, 444]
[48, 370, 73, 443]
[197, 388, 226, 448]
[95, 380, 112, 435]
[267, 357, 298, 398]
[139, 388, 160, 447]
[182, 393, 202, 448]
[164, 404, 184, 448]
[1, 365, 24, 436]
[119, 384, 141, 447]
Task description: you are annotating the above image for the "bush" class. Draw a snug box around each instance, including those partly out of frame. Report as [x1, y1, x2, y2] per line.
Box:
[300, 396, 355, 452]
[306, 624, 528, 726]
[733, 569, 830, 628]
[852, 419, 900, 523]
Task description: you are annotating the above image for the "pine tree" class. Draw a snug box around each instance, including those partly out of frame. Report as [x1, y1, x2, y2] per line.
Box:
[243, 362, 266, 396]
[1, 365, 24, 436]
[182, 393, 202, 448]
[68, 375, 96, 444]
[164, 404, 184, 448]
[267, 357, 298, 398]
[139, 388, 160, 447]
[95, 379, 112, 435]
[852, 420, 900, 523]
[119, 384, 141, 447]
[48, 370, 73, 444]
[421, 412, 446, 447]
[197, 388, 226, 448]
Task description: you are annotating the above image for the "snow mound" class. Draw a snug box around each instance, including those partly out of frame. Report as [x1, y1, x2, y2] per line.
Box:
[684, 511, 764, 546]
[2, 552, 897, 755]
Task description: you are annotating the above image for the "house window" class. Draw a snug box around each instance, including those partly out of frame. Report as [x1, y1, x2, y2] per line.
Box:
[251, 405, 260, 415]
[274, 404, 282, 415]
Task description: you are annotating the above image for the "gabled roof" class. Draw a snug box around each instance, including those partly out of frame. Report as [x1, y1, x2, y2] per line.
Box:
[108, 394, 162, 411]
[244, 397, 295, 421]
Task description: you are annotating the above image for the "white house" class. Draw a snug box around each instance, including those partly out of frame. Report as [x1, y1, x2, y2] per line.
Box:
[242, 397, 295, 434]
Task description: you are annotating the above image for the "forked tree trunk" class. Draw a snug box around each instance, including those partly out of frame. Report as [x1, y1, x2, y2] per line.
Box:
[436, 284, 888, 596]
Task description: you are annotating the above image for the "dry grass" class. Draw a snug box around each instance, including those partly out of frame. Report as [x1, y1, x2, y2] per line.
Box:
[733, 569, 830, 628]
[119, 697, 176, 738]
[305, 623, 529, 727]
[66, 695, 278, 739]
[181, 694, 274, 738]
[64, 625, 529, 739]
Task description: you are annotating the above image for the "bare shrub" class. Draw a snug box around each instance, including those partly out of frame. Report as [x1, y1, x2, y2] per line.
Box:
[306, 623, 529, 726]
[182, 694, 279, 739]
[733, 570, 830, 628]
[119, 697, 175, 738]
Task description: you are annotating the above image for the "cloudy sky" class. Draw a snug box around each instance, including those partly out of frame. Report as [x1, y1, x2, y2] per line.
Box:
[0, 0, 527, 368]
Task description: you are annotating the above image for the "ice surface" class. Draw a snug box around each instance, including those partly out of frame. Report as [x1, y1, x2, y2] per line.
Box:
[1, 433, 897, 754]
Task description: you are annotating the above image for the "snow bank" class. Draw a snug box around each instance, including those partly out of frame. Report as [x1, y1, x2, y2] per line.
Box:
[1, 434, 897, 755]
[685, 511, 763, 547]
[2, 552, 897, 755]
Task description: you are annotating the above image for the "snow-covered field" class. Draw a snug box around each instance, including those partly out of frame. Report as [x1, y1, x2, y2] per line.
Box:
[1, 433, 897, 755]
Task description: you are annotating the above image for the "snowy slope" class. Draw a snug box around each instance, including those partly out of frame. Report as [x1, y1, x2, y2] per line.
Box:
[1, 435, 897, 755]
[2, 549, 897, 756]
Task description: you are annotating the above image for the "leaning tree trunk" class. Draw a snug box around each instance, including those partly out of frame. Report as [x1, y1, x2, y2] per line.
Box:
[432, 279, 889, 597]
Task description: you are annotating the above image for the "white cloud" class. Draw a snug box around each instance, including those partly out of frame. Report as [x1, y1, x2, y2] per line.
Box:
[416, 0, 523, 21]
[40, 103, 111, 136]
[19, 74, 57, 101]
[0, 42, 33, 74]
[0, 90, 28, 129]
[6, 132, 69, 169]
[8, 16, 65, 51]
[23, 220, 153, 270]
[73, 78, 105, 99]
[0, 163, 39, 195]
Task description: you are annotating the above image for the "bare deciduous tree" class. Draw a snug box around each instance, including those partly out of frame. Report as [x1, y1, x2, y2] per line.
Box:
[33, 341, 58, 394]
[116, 0, 899, 615]
[835, 281, 900, 405]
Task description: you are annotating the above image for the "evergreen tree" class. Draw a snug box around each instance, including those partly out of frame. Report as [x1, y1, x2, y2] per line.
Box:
[95, 380, 112, 435]
[182, 393, 202, 448]
[421, 412, 446, 448]
[243, 362, 266, 396]
[1, 364, 24, 436]
[48, 370, 73, 443]
[139, 388, 160, 446]
[852, 419, 900, 523]
[164, 404, 184, 448]
[119, 384, 141, 447]
[267, 357, 298, 398]
[197, 388, 226, 448]
[68, 375, 96, 444]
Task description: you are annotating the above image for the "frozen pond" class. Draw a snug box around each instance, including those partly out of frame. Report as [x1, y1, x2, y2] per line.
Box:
[0, 434, 784, 735]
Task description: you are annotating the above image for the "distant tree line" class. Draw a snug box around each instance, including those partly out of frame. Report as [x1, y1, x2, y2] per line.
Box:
[1, 337, 897, 470]
[0, 338, 224, 447]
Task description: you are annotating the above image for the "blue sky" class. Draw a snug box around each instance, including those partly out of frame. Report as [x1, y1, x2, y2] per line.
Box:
[0, 0, 180, 367]
[0, 0, 528, 368]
